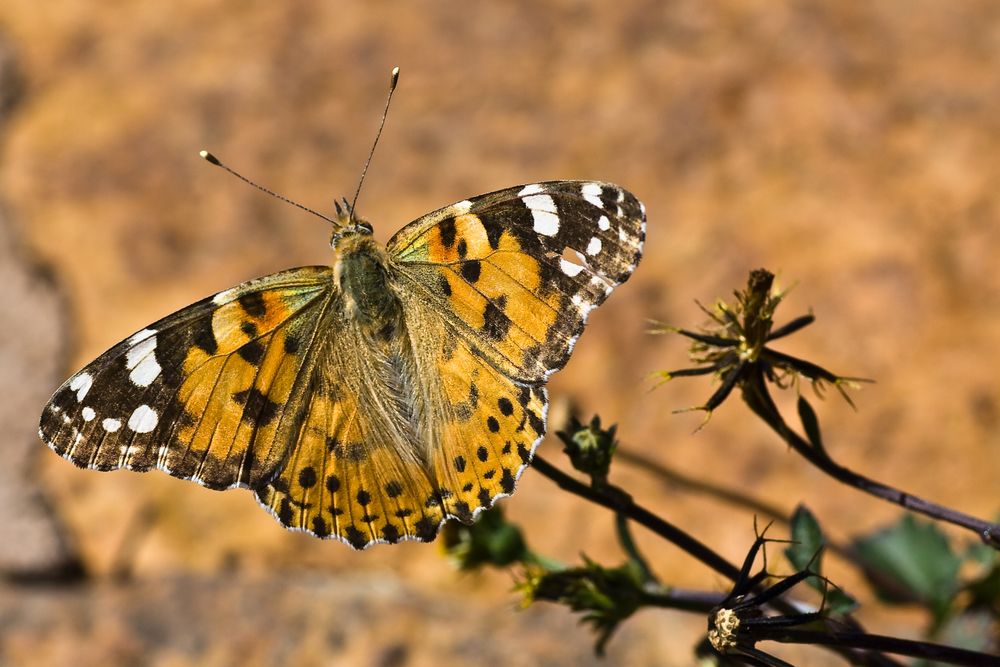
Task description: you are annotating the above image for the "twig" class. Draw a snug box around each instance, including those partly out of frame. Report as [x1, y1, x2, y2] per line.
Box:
[742, 373, 1000, 548]
[531, 454, 741, 581]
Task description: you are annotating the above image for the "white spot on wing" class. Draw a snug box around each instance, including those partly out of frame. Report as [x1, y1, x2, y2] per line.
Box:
[581, 183, 604, 209]
[619, 227, 628, 242]
[128, 328, 157, 345]
[518, 183, 544, 196]
[586, 237, 602, 255]
[524, 193, 557, 213]
[560, 257, 584, 277]
[597, 215, 610, 231]
[212, 288, 234, 305]
[524, 194, 560, 236]
[532, 211, 560, 236]
[126, 335, 161, 387]
[102, 418, 121, 433]
[570, 293, 592, 313]
[127, 405, 159, 433]
[453, 200, 473, 214]
[82, 407, 96, 422]
[69, 373, 93, 401]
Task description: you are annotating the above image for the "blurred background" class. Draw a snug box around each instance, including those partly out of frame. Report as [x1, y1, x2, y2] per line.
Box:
[1, 1, 998, 665]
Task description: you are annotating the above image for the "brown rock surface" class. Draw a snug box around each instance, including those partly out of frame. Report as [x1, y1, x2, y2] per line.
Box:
[0, 1, 998, 664]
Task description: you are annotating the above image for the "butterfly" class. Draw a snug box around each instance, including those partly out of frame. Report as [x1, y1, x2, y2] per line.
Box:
[39, 178, 645, 549]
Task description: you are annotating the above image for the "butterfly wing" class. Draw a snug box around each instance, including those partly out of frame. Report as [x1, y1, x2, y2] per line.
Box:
[387, 181, 645, 383]
[39, 267, 335, 490]
[253, 316, 445, 548]
[387, 181, 645, 521]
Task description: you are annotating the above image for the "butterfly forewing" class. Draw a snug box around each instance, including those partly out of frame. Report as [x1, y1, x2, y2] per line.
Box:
[39, 268, 334, 489]
[388, 181, 645, 382]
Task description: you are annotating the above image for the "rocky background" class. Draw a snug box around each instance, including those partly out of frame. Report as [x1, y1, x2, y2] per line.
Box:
[0, 1, 998, 665]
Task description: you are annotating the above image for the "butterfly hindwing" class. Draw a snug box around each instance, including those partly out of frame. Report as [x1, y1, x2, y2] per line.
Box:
[430, 322, 548, 522]
[254, 316, 446, 547]
[388, 181, 645, 382]
[39, 267, 334, 489]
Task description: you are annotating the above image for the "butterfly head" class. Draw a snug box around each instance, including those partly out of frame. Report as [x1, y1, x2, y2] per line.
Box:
[330, 197, 374, 248]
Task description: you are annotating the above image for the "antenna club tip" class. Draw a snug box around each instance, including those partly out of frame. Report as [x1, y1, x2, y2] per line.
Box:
[200, 150, 221, 165]
[390, 66, 400, 84]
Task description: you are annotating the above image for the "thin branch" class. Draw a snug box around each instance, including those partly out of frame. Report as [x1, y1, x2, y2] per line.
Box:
[531, 454, 742, 581]
[754, 627, 1000, 667]
[615, 448, 858, 563]
[742, 374, 1000, 548]
[532, 456, 905, 666]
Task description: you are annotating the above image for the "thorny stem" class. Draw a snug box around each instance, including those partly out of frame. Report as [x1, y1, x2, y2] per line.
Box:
[742, 373, 1000, 548]
[531, 455, 906, 667]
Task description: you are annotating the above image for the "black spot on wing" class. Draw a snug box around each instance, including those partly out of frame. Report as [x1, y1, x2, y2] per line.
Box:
[381, 523, 401, 543]
[298, 467, 317, 488]
[344, 525, 369, 549]
[460, 260, 481, 283]
[500, 468, 516, 494]
[439, 217, 457, 248]
[414, 516, 438, 542]
[238, 292, 267, 318]
[482, 296, 511, 342]
[237, 339, 265, 364]
[312, 516, 330, 537]
[233, 387, 280, 427]
[192, 319, 218, 355]
[278, 497, 294, 525]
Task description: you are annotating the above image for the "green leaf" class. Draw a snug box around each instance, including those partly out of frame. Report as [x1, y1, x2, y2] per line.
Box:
[964, 559, 1000, 610]
[853, 515, 961, 621]
[796, 396, 825, 454]
[785, 504, 824, 572]
[825, 587, 859, 615]
[784, 505, 859, 614]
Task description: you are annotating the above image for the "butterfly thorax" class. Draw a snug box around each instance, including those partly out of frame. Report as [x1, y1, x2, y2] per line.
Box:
[333, 230, 402, 341]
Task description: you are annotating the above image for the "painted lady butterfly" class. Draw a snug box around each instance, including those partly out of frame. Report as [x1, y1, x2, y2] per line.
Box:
[39, 75, 646, 549]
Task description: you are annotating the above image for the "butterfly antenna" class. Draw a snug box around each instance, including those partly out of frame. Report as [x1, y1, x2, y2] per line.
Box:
[199, 150, 340, 227]
[349, 66, 399, 220]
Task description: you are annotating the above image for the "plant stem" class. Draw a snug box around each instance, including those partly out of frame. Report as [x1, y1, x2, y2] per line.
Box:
[532, 454, 904, 666]
[531, 454, 742, 581]
[616, 448, 858, 563]
[755, 626, 1000, 667]
[742, 374, 1000, 548]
